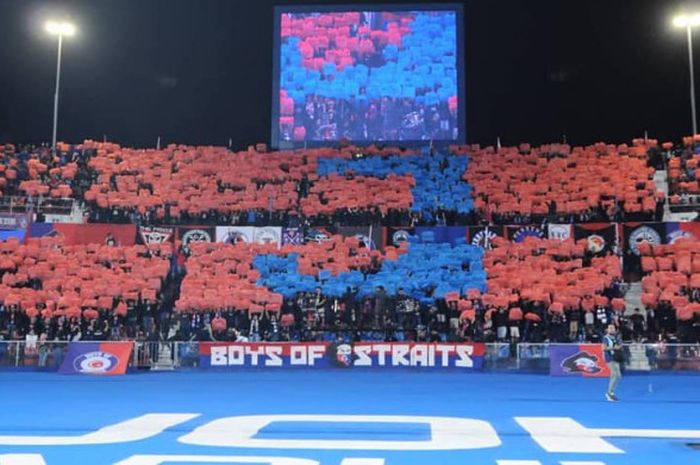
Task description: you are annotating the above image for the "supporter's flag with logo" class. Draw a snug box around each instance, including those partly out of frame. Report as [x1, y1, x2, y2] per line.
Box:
[58, 342, 132, 375]
[549, 344, 610, 377]
[468, 225, 504, 249]
[177, 226, 215, 253]
[216, 226, 255, 244]
[28, 223, 137, 246]
[414, 226, 468, 246]
[137, 225, 174, 247]
[622, 222, 667, 255]
[506, 225, 546, 243]
[547, 224, 572, 241]
[338, 226, 383, 250]
[573, 223, 618, 255]
[253, 227, 282, 248]
[282, 227, 304, 245]
[384, 226, 415, 248]
[665, 222, 700, 244]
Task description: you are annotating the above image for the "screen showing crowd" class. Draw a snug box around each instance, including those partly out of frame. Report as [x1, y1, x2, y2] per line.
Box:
[277, 9, 461, 144]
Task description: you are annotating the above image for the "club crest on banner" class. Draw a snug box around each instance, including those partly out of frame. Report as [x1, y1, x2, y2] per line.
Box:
[282, 227, 304, 245]
[629, 226, 661, 255]
[181, 229, 212, 252]
[305, 228, 331, 243]
[139, 226, 173, 245]
[254, 227, 282, 247]
[512, 226, 545, 243]
[471, 228, 497, 249]
[667, 229, 695, 244]
[392, 229, 411, 246]
[73, 351, 120, 374]
[561, 351, 603, 374]
[586, 234, 607, 254]
[547, 224, 571, 241]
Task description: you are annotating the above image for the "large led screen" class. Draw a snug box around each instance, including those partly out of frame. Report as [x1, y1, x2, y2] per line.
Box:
[272, 5, 465, 147]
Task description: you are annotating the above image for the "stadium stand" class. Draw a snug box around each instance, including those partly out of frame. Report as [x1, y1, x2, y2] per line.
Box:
[458, 140, 664, 224]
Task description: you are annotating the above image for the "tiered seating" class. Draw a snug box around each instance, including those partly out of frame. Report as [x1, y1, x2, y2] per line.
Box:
[84, 145, 315, 218]
[1, 143, 79, 199]
[176, 233, 487, 314]
[476, 237, 622, 319]
[81, 142, 473, 224]
[317, 151, 474, 219]
[640, 240, 700, 322]
[300, 173, 413, 216]
[457, 140, 662, 223]
[0, 236, 171, 319]
[667, 136, 700, 208]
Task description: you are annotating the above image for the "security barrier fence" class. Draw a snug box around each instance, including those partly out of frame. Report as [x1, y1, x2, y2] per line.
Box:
[1, 340, 699, 373]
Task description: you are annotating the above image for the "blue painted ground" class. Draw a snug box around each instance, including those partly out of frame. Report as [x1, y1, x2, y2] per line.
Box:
[0, 372, 698, 464]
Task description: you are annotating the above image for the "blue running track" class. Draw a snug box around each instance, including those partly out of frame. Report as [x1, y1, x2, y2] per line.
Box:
[0, 372, 698, 465]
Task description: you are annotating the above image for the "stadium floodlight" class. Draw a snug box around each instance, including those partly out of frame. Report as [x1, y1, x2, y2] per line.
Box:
[673, 13, 700, 135]
[45, 20, 76, 37]
[45, 20, 76, 150]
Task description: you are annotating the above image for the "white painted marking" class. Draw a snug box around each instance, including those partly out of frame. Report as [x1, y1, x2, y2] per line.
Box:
[515, 417, 623, 454]
[593, 427, 700, 439]
[0, 455, 47, 465]
[114, 456, 319, 465]
[179, 414, 501, 450]
[340, 460, 385, 465]
[496, 461, 542, 465]
[560, 462, 606, 465]
[0, 414, 199, 446]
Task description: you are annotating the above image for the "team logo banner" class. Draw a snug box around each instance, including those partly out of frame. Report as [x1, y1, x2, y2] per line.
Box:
[547, 224, 572, 241]
[573, 223, 618, 255]
[137, 225, 174, 246]
[622, 222, 666, 255]
[0, 213, 30, 230]
[549, 344, 610, 377]
[253, 226, 282, 247]
[28, 223, 137, 246]
[414, 226, 468, 246]
[58, 342, 132, 375]
[384, 226, 414, 247]
[216, 227, 282, 247]
[507, 225, 546, 243]
[177, 226, 214, 253]
[199, 342, 485, 370]
[282, 227, 304, 245]
[468, 225, 504, 249]
[665, 222, 700, 243]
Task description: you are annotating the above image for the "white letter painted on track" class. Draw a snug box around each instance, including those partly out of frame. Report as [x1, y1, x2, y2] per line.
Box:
[339, 459, 385, 465]
[517, 416, 700, 454]
[0, 414, 199, 446]
[178, 414, 501, 450]
[516, 417, 623, 453]
[114, 456, 319, 465]
[0, 455, 47, 465]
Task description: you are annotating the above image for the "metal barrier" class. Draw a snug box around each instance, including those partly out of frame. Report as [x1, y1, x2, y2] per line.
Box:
[2, 341, 700, 373]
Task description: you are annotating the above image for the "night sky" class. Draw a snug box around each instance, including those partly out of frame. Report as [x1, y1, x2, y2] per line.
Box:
[0, 0, 698, 148]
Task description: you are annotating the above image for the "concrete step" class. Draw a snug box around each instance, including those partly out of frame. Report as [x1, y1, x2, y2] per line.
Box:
[624, 281, 643, 315]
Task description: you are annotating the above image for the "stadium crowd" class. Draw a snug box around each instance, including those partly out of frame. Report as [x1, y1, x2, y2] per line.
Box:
[1, 136, 700, 365]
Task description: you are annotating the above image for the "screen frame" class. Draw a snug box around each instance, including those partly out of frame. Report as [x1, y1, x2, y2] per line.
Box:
[271, 3, 466, 149]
